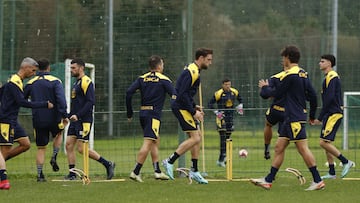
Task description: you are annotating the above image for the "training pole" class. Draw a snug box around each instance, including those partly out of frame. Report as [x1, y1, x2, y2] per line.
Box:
[198, 83, 206, 175]
[226, 139, 233, 180]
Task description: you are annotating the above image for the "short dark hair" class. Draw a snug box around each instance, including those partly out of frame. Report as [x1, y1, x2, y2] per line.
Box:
[195, 48, 213, 60]
[321, 54, 336, 67]
[37, 58, 50, 71]
[148, 55, 162, 70]
[280, 45, 300, 63]
[222, 78, 231, 84]
[71, 58, 85, 67]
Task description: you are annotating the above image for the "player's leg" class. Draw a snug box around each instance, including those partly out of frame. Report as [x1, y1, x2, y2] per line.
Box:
[5, 124, 30, 161]
[0, 152, 10, 190]
[50, 130, 63, 172]
[188, 129, 208, 184]
[150, 137, 169, 180]
[129, 139, 152, 182]
[34, 127, 51, 182]
[65, 135, 77, 179]
[263, 120, 272, 160]
[217, 130, 226, 167]
[250, 137, 288, 189]
[320, 114, 353, 178]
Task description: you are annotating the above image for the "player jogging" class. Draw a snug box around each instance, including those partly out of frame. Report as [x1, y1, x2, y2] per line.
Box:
[311, 54, 354, 179]
[24, 58, 69, 182]
[64, 58, 115, 180]
[162, 48, 213, 184]
[126, 55, 175, 182]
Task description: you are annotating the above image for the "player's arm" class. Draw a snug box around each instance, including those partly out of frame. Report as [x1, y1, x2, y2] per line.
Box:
[207, 95, 216, 109]
[126, 78, 141, 119]
[10, 83, 49, 109]
[317, 78, 338, 121]
[75, 81, 95, 120]
[304, 77, 317, 120]
[54, 80, 69, 118]
[176, 71, 197, 115]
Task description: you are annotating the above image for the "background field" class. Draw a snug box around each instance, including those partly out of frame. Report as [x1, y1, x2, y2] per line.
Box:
[1, 0, 360, 202]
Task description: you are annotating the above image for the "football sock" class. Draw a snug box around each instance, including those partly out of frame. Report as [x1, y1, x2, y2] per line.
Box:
[37, 164, 43, 176]
[168, 152, 179, 164]
[52, 147, 60, 159]
[0, 169, 7, 181]
[153, 162, 161, 173]
[98, 156, 111, 167]
[338, 154, 348, 164]
[191, 159, 198, 172]
[69, 164, 75, 176]
[265, 166, 278, 182]
[264, 144, 270, 152]
[329, 164, 336, 175]
[133, 163, 143, 175]
[219, 132, 226, 161]
[309, 166, 322, 183]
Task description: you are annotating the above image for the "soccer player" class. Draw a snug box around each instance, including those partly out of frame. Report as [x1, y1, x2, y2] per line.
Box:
[24, 58, 69, 182]
[162, 48, 213, 184]
[208, 78, 243, 167]
[259, 67, 286, 160]
[126, 55, 175, 182]
[311, 54, 354, 179]
[64, 58, 115, 180]
[0, 57, 54, 189]
[251, 45, 324, 191]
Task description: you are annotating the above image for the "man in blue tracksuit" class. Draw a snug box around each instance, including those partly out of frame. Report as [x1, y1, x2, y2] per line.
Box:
[24, 58, 69, 181]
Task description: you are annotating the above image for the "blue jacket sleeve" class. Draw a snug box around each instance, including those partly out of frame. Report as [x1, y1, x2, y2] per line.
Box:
[126, 78, 140, 118]
[76, 82, 95, 119]
[54, 81, 68, 118]
[305, 78, 317, 120]
[176, 71, 196, 115]
[10, 83, 48, 108]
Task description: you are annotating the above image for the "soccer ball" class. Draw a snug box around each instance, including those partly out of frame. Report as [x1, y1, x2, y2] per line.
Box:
[239, 149, 248, 158]
[324, 161, 336, 168]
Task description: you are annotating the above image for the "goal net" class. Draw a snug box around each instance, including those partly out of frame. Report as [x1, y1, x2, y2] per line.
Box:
[343, 91, 360, 150]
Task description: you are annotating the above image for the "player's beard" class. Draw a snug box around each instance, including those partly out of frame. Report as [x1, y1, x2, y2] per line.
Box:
[200, 64, 208, 70]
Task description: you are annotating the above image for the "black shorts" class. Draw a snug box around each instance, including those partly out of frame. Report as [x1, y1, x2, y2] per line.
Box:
[0, 122, 14, 145]
[265, 106, 284, 126]
[172, 108, 199, 132]
[140, 116, 160, 140]
[34, 124, 63, 147]
[279, 121, 307, 141]
[320, 113, 343, 142]
[67, 121, 92, 141]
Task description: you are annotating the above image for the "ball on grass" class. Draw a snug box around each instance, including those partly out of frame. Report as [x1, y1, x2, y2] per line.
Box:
[239, 149, 248, 158]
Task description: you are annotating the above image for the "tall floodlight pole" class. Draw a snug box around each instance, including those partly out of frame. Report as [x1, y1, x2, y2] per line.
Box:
[108, 0, 114, 136]
[332, 0, 338, 71]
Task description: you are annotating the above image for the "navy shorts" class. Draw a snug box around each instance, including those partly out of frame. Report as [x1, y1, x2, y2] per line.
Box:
[172, 108, 199, 132]
[279, 121, 307, 141]
[0, 122, 14, 145]
[34, 124, 63, 147]
[67, 121, 92, 141]
[320, 113, 343, 142]
[265, 106, 284, 126]
[140, 116, 160, 140]
[14, 121, 28, 141]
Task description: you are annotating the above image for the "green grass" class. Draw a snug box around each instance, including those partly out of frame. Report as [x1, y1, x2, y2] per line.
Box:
[2, 129, 360, 202]
[2, 175, 360, 203]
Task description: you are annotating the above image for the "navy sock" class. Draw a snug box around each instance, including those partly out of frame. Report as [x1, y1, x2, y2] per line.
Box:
[338, 154, 348, 164]
[309, 166, 322, 183]
[98, 156, 110, 167]
[191, 159, 198, 172]
[168, 152, 179, 164]
[0, 169, 7, 181]
[133, 163, 143, 175]
[329, 164, 336, 175]
[153, 162, 161, 173]
[265, 166, 278, 183]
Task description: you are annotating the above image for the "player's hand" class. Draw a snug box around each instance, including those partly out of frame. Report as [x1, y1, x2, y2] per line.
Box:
[310, 119, 322, 126]
[236, 104, 244, 115]
[214, 110, 224, 119]
[258, 79, 269, 88]
[69, 114, 78, 122]
[47, 101, 54, 109]
[127, 117, 133, 122]
[62, 118, 69, 126]
[195, 105, 203, 112]
[194, 110, 204, 122]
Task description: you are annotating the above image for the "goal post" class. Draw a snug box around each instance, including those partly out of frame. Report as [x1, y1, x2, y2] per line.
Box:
[343, 91, 360, 150]
[64, 59, 95, 151]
